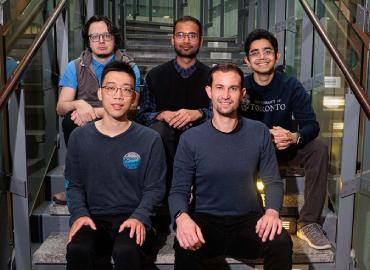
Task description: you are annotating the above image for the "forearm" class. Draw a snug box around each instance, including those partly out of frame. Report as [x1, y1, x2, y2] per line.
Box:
[56, 99, 82, 116]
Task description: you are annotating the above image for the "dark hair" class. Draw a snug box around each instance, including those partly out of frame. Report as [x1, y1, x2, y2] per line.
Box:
[83, 15, 121, 51]
[207, 63, 244, 88]
[244, 29, 278, 58]
[101, 61, 136, 85]
[173, 16, 202, 37]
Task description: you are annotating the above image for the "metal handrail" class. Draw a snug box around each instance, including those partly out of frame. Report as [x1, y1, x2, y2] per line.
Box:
[299, 0, 370, 120]
[0, 0, 67, 111]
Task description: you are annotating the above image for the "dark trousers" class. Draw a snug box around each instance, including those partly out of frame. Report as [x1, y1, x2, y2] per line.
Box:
[62, 112, 78, 147]
[174, 213, 292, 270]
[149, 121, 183, 195]
[276, 138, 329, 228]
[66, 215, 146, 270]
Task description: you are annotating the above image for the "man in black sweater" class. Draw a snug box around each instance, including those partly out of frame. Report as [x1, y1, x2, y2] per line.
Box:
[240, 29, 331, 250]
[169, 64, 292, 270]
[65, 61, 166, 270]
[138, 16, 210, 194]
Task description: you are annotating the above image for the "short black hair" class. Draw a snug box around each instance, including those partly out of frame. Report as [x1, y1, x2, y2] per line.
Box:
[207, 63, 244, 88]
[173, 16, 202, 37]
[101, 61, 136, 85]
[83, 15, 121, 51]
[244, 29, 278, 58]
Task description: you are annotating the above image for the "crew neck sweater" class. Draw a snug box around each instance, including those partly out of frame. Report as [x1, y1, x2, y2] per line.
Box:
[240, 71, 319, 146]
[168, 118, 283, 218]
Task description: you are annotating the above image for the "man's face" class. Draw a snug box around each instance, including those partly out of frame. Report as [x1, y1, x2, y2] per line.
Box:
[171, 21, 202, 59]
[244, 38, 280, 76]
[88, 21, 115, 58]
[206, 70, 246, 117]
[98, 71, 135, 120]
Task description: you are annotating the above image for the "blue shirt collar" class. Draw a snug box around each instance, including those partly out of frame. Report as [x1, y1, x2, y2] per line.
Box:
[173, 59, 197, 79]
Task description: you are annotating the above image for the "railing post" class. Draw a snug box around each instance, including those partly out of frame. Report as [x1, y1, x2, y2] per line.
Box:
[8, 88, 31, 270]
[336, 91, 361, 270]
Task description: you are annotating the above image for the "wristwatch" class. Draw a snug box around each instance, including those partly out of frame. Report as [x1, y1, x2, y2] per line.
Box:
[175, 210, 185, 220]
[296, 132, 302, 145]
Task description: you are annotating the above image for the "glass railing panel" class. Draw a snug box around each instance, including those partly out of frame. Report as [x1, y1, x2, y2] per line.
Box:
[352, 161, 370, 270]
[310, 0, 365, 87]
[67, 0, 85, 60]
[23, 28, 59, 213]
[125, 0, 174, 23]
[311, 33, 349, 212]
[2, 0, 60, 214]
[4, 0, 56, 60]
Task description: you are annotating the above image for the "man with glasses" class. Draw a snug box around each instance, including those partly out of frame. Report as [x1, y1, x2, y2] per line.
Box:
[240, 29, 331, 250]
[65, 61, 166, 270]
[169, 64, 292, 270]
[57, 15, 141, 146]
[54, 15, 140, 205]
[138, 16, 210, 195]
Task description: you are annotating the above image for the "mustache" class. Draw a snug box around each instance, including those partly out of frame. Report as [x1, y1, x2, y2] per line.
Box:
[255, 59, 271, 64]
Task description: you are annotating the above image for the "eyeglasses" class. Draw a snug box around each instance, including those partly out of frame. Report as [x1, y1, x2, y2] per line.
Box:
[174, 32, 199, 41]
[88, 32, 113, 42]
[248, 48, 274, 58]
[102, 86, 134, 97]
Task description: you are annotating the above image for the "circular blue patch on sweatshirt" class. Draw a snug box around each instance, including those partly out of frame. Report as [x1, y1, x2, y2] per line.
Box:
[122, 152, 141, 169]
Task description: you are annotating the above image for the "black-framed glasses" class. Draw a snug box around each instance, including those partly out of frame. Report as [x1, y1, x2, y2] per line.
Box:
[248, 48, 274, 58]
[88, 32, 113, 42]
[102, 86, 134, 97]
[174, 32, 199, 41]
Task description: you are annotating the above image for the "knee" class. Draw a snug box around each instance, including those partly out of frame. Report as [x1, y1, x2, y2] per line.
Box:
[312, 139, 328, 156]
[112, 241, 141, 261]
[67, 241, 95, 259]
[267, 230, 292, 256]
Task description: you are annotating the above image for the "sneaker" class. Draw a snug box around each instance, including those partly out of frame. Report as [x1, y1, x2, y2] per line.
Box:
[52, 191, 67, 205]
[297, 223, 331, 250]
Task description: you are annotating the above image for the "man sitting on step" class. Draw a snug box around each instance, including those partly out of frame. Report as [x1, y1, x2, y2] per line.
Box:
[65, 61, 166, 270]
[137, 16, 210, 195]
[54, 15, 141, 205]
[240, 28, 331, 250]
[169, 64, 292, 270]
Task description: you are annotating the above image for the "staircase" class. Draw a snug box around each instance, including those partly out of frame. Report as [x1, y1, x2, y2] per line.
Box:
[30, 20, 337, 269]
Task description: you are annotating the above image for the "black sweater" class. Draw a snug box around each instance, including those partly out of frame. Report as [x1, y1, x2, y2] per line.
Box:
[240, 71, 319, 147]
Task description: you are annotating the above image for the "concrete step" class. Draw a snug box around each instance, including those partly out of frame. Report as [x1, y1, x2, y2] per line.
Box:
[126, 19, 173, 29]
[30, 193, 305, 242]
[45, 165, 65, 201]
[126, 34, 238, 47]
[32, 233, 335, 269]
[126, 26, 172, 35]
[133, 57, 244, 67]
[126, 45, 242, 61]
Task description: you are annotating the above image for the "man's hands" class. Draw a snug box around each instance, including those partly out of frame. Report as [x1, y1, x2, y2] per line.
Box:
[119, 218, 146, 246]
[256, 209, 282, 242]
[156, 109, 203, 129]
[68, 216, 96, 243]
[270, 126, 298, 150]
[71, 100, 99, 126]
[175, 213, 205, 250]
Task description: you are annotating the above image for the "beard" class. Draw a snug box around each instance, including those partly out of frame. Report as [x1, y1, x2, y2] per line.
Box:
[96, 52, 114, 59]
[174, 47, 200, 59]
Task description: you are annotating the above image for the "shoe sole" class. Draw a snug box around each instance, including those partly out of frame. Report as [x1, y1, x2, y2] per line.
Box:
[296, 231, 332, 250]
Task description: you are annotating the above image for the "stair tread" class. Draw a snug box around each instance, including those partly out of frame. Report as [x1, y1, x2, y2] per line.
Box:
[127, 34, 237, 42]
[32, 232, 334, 265]
[126, 20, 173, 28]
[126, 44, 242, 52]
